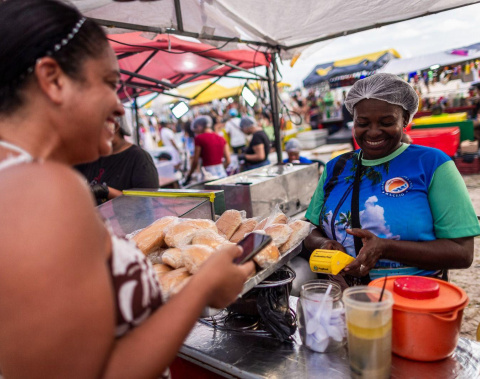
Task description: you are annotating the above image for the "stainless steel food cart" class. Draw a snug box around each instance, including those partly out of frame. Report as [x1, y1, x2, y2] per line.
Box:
[205, 164, 319, 219]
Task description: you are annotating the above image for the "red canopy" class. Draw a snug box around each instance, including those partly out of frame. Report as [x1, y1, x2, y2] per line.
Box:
[109, 32, 270, 99]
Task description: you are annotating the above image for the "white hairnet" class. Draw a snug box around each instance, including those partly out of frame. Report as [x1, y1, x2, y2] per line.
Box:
[345, 73, 419, 123]
[285, 138, 302, 152]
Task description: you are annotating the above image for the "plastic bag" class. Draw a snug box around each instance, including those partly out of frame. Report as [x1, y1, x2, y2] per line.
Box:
[263, 204, 289, 229]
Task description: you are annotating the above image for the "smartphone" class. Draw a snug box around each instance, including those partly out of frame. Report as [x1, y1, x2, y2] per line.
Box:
[234, 232, 272, 264]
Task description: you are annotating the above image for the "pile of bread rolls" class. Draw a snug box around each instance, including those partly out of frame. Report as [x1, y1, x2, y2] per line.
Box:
[131, 209, 311, 302]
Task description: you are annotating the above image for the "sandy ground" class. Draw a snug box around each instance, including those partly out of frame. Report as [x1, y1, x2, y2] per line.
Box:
[450, 173, 480, 340]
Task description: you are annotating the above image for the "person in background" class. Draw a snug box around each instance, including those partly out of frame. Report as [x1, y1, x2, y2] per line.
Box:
[224, 108, 246, 154]
[431, 103, 445, 116]
[76, 115, 159, 205]
[239, 116, 271, 170]
[160, 121, 181, 170]
[341, 90, 354, 129]
[283, 138, 312, 164]
[181, 120, 195, 171]
[0, 1, 253, 377]
[304, 73, 479, 288]
[185, 115, 231, 183]
[307, 91, 322, 129]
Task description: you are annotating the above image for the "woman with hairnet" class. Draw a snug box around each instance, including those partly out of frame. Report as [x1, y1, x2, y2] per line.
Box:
[184, 115, 231, 183]
[303, 73, 480, 287]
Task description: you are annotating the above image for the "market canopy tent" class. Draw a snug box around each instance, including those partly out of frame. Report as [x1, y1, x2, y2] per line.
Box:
[175, 80, 242, 105]
[302, 49, 400, 88]
[379, 42, 480, 75]
[110, 32, 270, 100]
[71, 0, 480, 163]
[70, 0, 480, 57]
[174, 80, 291, 106]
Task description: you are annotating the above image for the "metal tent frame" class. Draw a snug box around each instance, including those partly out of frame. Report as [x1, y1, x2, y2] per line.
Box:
[96, 0, 480, 164]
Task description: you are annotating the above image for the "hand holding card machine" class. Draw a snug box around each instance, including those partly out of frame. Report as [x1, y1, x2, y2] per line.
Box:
[234, 232, 272, 264]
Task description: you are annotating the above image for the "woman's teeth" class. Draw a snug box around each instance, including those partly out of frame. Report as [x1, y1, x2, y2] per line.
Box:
[366, 140, 384, 146]
[106, 120, 115, 133]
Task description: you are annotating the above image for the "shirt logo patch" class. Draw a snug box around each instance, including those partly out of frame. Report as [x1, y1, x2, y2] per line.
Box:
[383, 177, 411, 197]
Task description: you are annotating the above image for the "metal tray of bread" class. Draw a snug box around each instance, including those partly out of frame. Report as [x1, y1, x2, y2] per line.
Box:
[240, 242, 302, 296]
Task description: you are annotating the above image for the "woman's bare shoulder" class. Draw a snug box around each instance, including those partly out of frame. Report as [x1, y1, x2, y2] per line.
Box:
[0, 162, 115, 377]
[0, 160, 109, 259]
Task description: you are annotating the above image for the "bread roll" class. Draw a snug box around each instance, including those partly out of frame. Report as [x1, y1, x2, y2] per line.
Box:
[191, 229, 226, 248]
[147, 248, 166, 265]
[152, 263, 173, 278]
[271, 212, 288, 225]
[164, 222, 200, 248]
[182, 245, 215, 274]
[184, 218, 218, 233]
[216, 210, 243, 239]
[230, 218, 258, 243]
[279, 220, 312, 254]
[162, 248, 184, 269]
[264, 223, 293, 247]
[132, 216, 178, 255]
[158, 267, 191, 301]
[254, 218, 268, 231]
[253, 242, 280, 268]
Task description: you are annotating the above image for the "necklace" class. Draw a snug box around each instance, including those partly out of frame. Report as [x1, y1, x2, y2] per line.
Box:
[0, 140, 34, 171]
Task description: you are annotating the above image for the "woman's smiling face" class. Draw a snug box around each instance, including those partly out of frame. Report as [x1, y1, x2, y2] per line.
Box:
[353, 98, 407, 159]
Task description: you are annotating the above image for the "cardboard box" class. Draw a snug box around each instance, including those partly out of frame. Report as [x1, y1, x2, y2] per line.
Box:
[460, 140, 479, 155]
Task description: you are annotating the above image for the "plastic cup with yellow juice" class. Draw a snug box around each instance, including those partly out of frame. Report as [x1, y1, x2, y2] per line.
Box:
[343, 286, 393, 379]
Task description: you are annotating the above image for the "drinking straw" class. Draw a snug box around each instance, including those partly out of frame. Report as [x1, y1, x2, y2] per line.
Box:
[378, 275, 388, 302]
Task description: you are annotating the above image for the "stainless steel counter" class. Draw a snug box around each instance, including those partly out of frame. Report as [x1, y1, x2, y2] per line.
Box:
[205, 164, 318, 219]
[179, 297, 480, 378]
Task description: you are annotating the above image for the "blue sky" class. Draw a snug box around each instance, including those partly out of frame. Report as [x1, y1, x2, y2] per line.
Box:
[278, 3, 480, 88]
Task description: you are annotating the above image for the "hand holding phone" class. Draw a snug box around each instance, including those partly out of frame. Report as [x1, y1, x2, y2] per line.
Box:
[234, 232, 272, 264]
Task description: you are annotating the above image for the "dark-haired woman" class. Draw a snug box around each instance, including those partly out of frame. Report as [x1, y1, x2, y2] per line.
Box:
[304, 73, 480, 288]
[0, 1, 253, 377]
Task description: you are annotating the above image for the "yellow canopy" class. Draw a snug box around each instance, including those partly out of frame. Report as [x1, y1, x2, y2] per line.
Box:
[249, 81, 291, 90]
[175, 80, 291, 106]
[175, 81, 242, 105]
[316, 49, 401, 76]
[334, 49, 401, 67]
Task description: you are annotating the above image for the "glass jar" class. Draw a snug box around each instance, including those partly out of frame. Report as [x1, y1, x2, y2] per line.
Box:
[297, 280, 346, 353]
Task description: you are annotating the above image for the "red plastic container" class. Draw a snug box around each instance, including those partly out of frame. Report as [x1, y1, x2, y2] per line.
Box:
[352, 126, 460, 157]
[408, 127, 460, 157]
[369, 276, 468, 362]
[454, 156, 480, 174]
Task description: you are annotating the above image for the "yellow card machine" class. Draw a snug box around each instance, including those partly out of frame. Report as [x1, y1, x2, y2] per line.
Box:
[309, 249, 355, 275]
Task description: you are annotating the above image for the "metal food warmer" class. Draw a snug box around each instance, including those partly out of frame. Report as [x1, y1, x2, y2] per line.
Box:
[96, 189, 225, 238]
[205, 164, 319, 219]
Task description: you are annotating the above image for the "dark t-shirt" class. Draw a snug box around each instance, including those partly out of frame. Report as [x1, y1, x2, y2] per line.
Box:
[194, 132, 226, 166]
[76, 145, 159, 203]
[245, 130, 270, 164]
